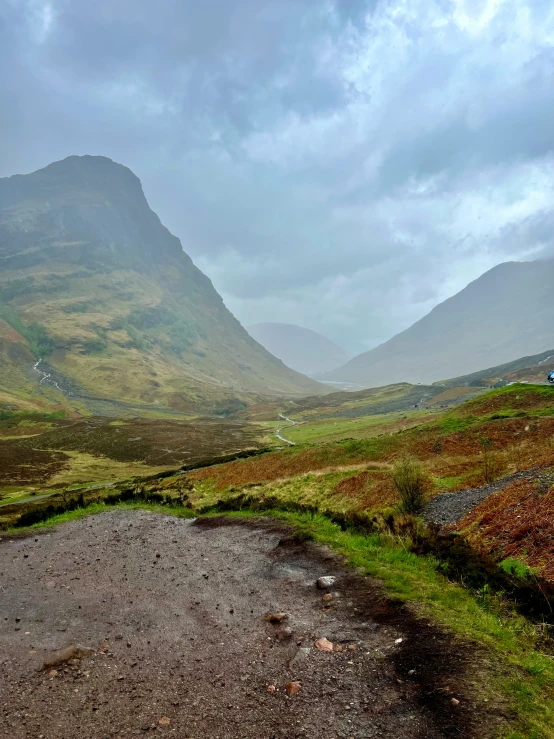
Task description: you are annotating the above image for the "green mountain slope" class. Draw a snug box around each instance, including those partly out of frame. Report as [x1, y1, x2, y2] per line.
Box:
[323, 260, 554, 387]
[0, 156, 322, 414]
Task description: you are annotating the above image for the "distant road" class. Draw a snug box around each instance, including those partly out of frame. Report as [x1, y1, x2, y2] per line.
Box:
[275, 413, 297, 446]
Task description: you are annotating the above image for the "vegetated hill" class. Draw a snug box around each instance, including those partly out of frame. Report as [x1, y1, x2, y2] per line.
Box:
[323, 260, 554, 387]
[247, 322, 350, 377]
[286, 382, 445, 420]
[441, 349, 554, 388]
[0, 156, 322, 415]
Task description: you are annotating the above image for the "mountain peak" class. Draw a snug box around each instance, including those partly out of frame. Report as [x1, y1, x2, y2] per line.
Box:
[0, 157, 323, 411]
[37, 154, 141, 186]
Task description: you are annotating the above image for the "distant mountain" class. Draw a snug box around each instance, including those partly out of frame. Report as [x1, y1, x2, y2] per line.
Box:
[0, 156, 322, 414]
[247, 323, 350, 377]
[323, 260, 554, 387]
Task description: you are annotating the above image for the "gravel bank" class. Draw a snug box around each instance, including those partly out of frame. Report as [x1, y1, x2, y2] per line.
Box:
[424, 469, 540, 526]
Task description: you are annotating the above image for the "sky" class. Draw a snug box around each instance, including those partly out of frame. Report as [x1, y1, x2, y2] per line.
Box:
[1, 0, 554, 354]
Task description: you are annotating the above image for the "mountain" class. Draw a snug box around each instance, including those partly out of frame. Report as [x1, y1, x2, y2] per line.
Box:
[247, 322, 350, 377]
[0, 155, 322, 415]
[323, 260, 554, 387]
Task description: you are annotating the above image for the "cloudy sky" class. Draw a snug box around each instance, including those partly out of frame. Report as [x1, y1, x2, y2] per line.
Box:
[2, 0, 554, 353]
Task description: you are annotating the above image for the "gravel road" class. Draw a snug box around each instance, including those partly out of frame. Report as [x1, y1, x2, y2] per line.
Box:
[0, 511, 481, 738]
[424, 468, 541, 526]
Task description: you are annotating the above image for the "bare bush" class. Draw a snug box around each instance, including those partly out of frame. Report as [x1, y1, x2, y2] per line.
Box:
[480, 438, 506, 484]
[391, 457, 430, 514]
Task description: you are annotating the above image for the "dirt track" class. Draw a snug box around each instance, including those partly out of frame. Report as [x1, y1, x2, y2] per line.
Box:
[0, 511, 482, 738]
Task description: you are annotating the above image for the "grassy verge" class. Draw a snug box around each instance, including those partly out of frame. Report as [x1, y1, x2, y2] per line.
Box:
[5, 500, 196, 533]
[7, 497, 554, 738]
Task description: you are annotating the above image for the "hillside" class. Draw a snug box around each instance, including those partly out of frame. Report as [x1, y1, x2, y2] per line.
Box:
[247, 322, 350, 376]
[441, 349, 554, 388]
[0, 156, 322, 414]
[323, 260, 554, 387]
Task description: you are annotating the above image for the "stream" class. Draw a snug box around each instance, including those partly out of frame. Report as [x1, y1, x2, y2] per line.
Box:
[33, 358, 70, 395]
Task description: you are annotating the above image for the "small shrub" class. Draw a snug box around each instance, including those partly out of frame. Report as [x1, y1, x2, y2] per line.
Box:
[391, 456, 430, 513]
[480, 438, 506, 484]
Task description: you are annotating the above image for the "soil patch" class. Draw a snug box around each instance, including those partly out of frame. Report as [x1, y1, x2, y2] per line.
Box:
[0, 511, 493, 738]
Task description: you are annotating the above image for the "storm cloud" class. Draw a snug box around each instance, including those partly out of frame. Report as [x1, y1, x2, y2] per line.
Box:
[2, 0, 554, 352]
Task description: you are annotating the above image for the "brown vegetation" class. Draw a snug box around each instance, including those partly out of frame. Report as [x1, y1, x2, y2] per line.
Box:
[454, 473, 554, 582]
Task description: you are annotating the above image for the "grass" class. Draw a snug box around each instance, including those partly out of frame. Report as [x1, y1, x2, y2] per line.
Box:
[0, 414, 264, 498]
[285, 409, 435, 445]
[45, 450, 176, 488]
[9, 497, 554, 738]
[6, 500, 196, 532]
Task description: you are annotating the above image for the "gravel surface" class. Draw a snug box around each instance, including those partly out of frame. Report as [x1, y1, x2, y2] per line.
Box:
[424, 469, 540, 526]
[0, 510, 480, 738]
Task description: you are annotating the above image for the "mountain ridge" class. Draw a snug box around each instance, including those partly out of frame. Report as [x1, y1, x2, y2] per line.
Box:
[323, 259, 554, 387]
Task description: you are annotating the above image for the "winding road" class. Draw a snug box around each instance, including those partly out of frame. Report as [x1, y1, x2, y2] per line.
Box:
[275, 412, 298, 446]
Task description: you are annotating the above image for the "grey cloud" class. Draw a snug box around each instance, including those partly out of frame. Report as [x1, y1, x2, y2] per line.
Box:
[377, 58, 554, 193]
[32, 0, 350, 132]
[1, 0, 554, 352]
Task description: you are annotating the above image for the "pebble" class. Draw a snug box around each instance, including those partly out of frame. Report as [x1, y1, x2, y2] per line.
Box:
[275, 626, 293, 641]
[316, 576, 337, 589]
[285, 681, 302, 696]
[315, 637, 334, 652]
[264, 612, 288, 623]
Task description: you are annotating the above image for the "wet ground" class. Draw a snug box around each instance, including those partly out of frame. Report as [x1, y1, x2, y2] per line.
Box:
[0, 511, 481, 738]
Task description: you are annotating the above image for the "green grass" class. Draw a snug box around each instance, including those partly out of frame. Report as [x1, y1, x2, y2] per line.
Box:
[461, 384, 554, 414]
[285, 410, 434, 445]
[436, 475, 464, 491]
[5, 500, 195, 533]
[439, 415, 477, 433]
[0, 409, 67, 424]
[500, 558, 538, 580]
[191, 468, 371, 515]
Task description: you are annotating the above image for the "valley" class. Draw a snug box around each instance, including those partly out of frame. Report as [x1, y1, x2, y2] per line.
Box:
[2, 157, 554, 738]
[2, 376, 554, 737]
